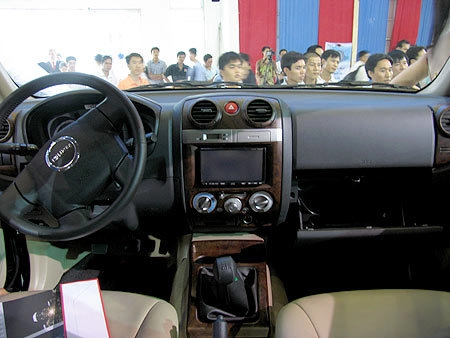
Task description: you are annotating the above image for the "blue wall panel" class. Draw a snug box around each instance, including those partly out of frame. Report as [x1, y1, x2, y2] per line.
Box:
[278, 0, 319, 54]
[416, 0, 434, 47]
[277, 0, 430, 57]
[357, 0, 391, 54]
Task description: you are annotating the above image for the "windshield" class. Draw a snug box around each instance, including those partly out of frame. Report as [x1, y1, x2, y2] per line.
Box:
[0, 0, 445, 94]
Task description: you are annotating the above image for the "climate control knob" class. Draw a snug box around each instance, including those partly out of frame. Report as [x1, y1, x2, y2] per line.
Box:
[193, 192, 217, 213]
[249, 191, 273, 213]
[224, 197, 243, 214]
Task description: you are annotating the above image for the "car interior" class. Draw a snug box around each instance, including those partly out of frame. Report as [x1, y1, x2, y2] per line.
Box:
[0, 58, 449, 336]
[1, 5, 450, 338]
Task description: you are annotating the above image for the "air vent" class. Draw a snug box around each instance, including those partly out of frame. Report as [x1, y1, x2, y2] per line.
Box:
[189, 100, 220, 128]
[0, 119, 13, 142]
[439, 109, 450, 136]
[245, 99, 275, 127]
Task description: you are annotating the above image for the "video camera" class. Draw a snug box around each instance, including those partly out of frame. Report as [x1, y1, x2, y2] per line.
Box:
[266, 49, 274, 58]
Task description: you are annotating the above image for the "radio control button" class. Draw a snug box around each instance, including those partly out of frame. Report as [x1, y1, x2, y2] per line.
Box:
[193, 192, 217, 213]
[224, 197, 242, 214]
[249, 191, 273, 213]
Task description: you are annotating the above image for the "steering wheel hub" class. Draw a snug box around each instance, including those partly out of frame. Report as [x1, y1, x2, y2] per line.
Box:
[45, 136, 80, 172]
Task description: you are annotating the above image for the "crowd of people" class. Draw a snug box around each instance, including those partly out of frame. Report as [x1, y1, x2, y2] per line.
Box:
[37, 47, 221, 90]
[213, 40, 430, 89]
[269, 39, 430, 88]
[36, 36, 437, 91]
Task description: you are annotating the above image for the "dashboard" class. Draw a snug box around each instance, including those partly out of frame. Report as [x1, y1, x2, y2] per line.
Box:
[181, 94, 288, 230]
[4, 87, 450, 237]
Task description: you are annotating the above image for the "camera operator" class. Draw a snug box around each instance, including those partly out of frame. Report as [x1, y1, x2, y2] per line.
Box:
[255, 46, 278, 85]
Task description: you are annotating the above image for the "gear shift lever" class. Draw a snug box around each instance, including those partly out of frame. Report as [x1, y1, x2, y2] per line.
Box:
[212, 256, 249, 316]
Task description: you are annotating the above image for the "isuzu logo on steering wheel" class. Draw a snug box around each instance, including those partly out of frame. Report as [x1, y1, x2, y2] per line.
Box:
[45, 136, 80, 172]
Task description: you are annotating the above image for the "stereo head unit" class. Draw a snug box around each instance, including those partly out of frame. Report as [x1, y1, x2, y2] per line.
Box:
[198, 147, 265, 186]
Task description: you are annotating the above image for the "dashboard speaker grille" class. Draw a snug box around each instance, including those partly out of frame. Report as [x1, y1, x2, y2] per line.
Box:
[439, 109, 450, 136]
[245, 99, 275, 127]
[189, 100, 220, 127]
[0, 119, 12, 142]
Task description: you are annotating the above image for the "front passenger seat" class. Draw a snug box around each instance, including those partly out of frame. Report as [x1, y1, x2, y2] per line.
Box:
[275, 289, 450, 338]
[0, 290, 179, 338]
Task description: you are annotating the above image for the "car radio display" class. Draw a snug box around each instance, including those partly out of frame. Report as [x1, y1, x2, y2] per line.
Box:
[199, 148, 265, 186]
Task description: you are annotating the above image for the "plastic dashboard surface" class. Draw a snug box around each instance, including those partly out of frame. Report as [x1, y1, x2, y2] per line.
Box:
[289, 92, 437, 169]
[9, 88, 450, 233]
[19, 88, 449, 171]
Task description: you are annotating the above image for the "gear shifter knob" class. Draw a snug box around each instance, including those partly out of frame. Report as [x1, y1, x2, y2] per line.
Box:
[212, 256, 249, 316]
[213, 256, 240, 285]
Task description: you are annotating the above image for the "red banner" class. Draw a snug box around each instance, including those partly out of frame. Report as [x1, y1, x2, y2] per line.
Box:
[238, 0, 277, 70]
[318, 0, 354, 48]
[389, 0, 422, 51]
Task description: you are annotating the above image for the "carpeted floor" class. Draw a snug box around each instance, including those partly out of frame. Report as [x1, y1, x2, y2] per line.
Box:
[59, 254, 175, 301]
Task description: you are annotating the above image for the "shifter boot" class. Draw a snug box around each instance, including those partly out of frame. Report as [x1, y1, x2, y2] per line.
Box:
[213, 256, 249, 315]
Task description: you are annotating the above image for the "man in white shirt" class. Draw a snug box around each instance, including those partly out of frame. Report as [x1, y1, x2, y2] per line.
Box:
[319, 49, 341, 83]
[304, 52, 324, 85]
[276, 48, 287, 83]
[96, 55, 118, 86]
[350, 50, 370, 72]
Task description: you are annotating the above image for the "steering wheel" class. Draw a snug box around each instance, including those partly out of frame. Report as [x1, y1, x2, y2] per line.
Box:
[0, 72, 147, 241]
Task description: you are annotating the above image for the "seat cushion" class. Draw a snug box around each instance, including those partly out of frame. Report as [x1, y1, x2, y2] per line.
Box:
[276, 289, 450, 338]
[102, 290, 178, 338]
[0, 290, 178, 338]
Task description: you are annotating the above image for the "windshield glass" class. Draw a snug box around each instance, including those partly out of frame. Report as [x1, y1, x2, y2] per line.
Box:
[0, 0, 445, 94]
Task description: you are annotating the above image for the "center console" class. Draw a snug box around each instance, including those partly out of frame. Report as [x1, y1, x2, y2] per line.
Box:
[181, 95, 287, 337]
[181, 95, 285, 231]
[187, 234, 271, 338]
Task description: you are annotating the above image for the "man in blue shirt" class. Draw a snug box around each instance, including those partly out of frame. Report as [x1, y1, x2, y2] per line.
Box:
[146, 47, 168, 84]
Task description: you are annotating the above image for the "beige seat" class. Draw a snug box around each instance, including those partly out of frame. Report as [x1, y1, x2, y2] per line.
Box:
[0, 290, 179, 338]
[275, 289, 450, 338]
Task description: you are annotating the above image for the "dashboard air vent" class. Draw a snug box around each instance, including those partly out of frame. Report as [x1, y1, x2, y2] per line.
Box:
[0, 119, 13, 142]
[245, 99, 275, 127]
[439, 109, 450, 136]
[189, 100, 220, 128]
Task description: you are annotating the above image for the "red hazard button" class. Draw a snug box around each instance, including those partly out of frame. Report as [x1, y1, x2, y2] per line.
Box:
[224, 101, 239, 114]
